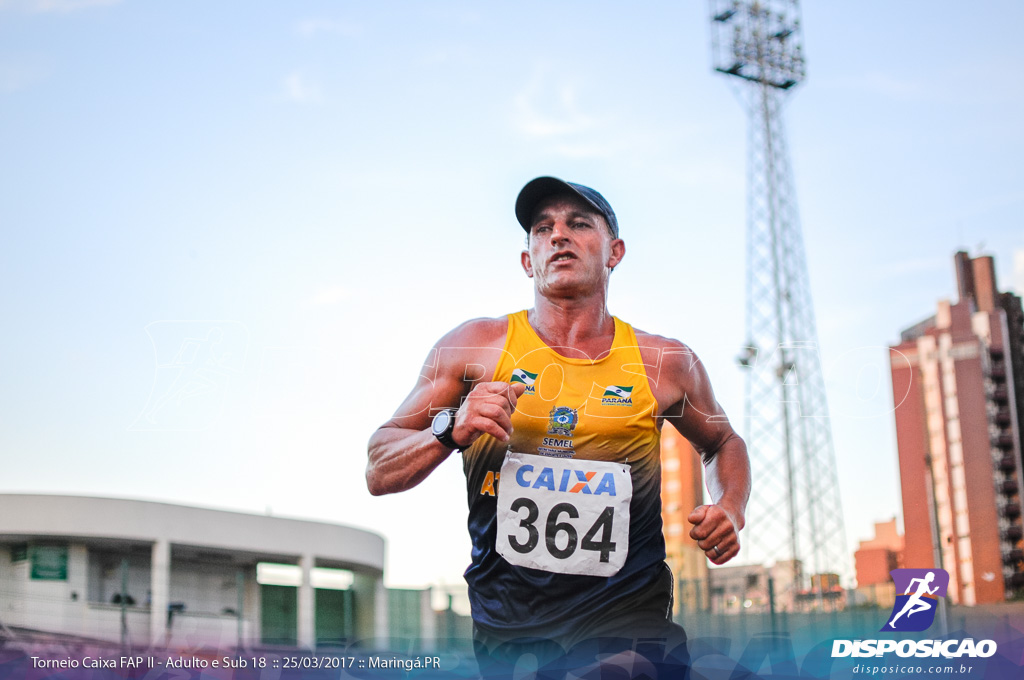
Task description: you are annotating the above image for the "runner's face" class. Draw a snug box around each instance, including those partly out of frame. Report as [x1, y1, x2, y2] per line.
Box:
[521, 195, 624, 297]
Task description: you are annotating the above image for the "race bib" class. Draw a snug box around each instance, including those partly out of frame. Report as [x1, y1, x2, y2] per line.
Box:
[496, 451, 632, 577]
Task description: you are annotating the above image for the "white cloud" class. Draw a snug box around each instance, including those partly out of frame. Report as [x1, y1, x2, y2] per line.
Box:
[283, 71, 322, 104]
[510, 67, 625, 158]
[512, 71, 603, 138]
[294, 18, 361, 38]
[508, 67, 688, 161]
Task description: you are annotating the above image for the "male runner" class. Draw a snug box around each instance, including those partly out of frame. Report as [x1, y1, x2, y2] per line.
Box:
[367, 177, 750, 671]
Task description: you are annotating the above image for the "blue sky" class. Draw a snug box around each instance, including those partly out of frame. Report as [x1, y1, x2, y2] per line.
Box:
[2, 1, 1023, 590]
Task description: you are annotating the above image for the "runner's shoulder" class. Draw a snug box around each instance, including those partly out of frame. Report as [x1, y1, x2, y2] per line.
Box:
[431, 317, 509, 382]
[632, 327, 706, 385]
[439, 315, 509, 349]
[632, 327, 697, 361]
[632, 328, 710, 410]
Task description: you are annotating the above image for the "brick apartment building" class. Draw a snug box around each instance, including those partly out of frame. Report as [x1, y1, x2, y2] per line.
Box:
[853, 518, 904, 607]
[889, 251, 1024, 604]
[660, 423, 709, 612]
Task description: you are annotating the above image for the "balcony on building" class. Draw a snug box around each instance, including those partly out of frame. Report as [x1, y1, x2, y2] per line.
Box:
[996, 435, 1016, 450]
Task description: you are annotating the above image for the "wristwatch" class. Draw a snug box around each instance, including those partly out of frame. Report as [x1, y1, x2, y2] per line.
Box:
[431, 408, 462, 449]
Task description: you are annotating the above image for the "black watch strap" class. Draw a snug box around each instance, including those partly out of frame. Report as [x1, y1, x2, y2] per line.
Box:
[433, 408, 462, 449]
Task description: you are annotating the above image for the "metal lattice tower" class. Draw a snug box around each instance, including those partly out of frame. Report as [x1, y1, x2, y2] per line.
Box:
[709, 0, 849, 601]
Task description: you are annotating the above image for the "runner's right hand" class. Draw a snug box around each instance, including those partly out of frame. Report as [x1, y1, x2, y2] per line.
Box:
[452, 381, 527, 448]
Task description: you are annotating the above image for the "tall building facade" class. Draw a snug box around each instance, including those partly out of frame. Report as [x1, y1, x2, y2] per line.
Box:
[889, 252, 1024, 604]
[660, 423, 709, 613]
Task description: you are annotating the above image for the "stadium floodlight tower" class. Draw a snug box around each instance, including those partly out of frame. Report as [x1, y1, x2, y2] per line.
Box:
[709, 0, 849, 607]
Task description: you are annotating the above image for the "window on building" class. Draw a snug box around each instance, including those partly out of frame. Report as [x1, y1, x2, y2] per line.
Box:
[256, 563, 354, 589]
[10, 543, 28, 563]
[87, 548, 150, 605]
[30, 545, 68, 581]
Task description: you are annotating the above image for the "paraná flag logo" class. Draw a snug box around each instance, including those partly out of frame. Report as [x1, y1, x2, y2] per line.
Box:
[881, 568, 949, 632]
[511, 368, 537, 385]
[601, 385, 633, 406]
[603, 385, 632, 399]
[511, 368, 537, 394]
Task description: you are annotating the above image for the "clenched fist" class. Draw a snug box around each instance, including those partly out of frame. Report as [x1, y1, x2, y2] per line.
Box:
[688, 503, 742, 565]
[451, 381, 528, 448]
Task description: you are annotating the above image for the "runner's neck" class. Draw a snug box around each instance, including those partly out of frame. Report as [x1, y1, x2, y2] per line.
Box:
[527, 298, 616, 358]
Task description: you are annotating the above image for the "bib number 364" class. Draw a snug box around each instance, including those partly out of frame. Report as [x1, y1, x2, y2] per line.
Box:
[496, 452, 631, 577]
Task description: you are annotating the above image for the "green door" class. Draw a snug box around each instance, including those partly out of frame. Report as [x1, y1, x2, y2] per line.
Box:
[260, 585, 297, 645]
[315, 588, 355, 647]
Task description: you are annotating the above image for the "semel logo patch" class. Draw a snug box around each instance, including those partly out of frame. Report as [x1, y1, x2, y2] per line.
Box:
[547, 406, 578, 436]
[881, 568, 949, 632]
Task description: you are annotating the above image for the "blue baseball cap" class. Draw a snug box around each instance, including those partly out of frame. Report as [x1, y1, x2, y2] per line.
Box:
[515, 176, 619, 238]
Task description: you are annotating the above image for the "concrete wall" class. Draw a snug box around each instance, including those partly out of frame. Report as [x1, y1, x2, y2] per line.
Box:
[2, 544, 79, 635]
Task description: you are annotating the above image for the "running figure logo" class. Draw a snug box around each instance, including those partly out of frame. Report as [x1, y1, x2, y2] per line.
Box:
[881, 568, 949, 632]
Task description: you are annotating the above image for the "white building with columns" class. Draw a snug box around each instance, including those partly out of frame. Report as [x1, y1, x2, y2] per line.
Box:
[0, 494, 397, 649]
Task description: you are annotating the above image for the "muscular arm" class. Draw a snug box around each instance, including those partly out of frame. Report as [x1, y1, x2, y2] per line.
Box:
[365, 318, 513, 496]
[656, 339, 751, 564]
[365, 354, 467, 496]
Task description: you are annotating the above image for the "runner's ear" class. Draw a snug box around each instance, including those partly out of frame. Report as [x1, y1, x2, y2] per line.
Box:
[607, 238, 625, 270]
[521, 250, 534, 277]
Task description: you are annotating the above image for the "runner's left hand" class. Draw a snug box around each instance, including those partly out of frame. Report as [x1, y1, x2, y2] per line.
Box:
[688, 504, 741, 565]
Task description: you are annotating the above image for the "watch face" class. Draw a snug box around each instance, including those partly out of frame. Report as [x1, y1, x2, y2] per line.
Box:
[431, 409, 452, 436]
